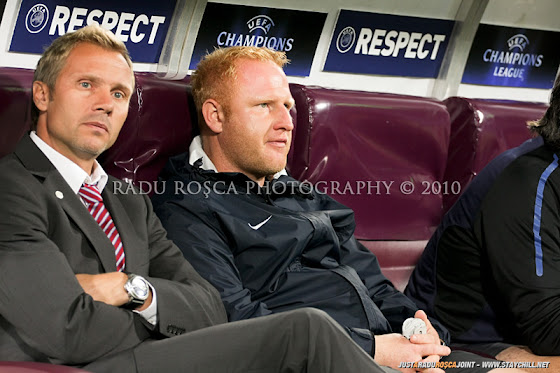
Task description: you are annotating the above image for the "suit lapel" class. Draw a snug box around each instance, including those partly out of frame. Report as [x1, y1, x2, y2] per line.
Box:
[15, 134, 118, 272]
[45, 176, 118, 272]
[102, 182, 145, 273]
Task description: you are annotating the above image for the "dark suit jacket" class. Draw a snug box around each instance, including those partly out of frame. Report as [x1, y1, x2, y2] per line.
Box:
[0, 135, 227, 367]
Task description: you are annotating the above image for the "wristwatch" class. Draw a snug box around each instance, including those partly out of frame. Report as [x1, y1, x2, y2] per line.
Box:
[123, 274, 150, 309]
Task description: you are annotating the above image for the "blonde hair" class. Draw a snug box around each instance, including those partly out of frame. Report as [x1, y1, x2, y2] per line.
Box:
[32, 24, 133, 128]
[191, 46, 289, 127]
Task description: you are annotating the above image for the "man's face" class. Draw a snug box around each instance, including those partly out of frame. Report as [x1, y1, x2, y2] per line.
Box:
[217, 58, 294, 182]
[35, 42, 133, 167]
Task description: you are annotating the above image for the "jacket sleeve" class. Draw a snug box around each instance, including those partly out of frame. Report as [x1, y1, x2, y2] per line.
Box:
[0, 172, 150, 365]
[153, 195, 273, 322]
[476, 168, 560, 355]
[139, 193, 228, 336]
[0, 167, 226, 365]
[338, 233, 450, 343]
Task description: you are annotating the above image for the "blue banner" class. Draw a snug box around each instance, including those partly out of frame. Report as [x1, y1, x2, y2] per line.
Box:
[462, 24, 560, 89]
[324, 10, 454, 78]
[189, 3, 327, 77]
[10, 0, 176, 63]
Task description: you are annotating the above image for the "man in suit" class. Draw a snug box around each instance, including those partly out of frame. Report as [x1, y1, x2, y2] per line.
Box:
[0, 24, 389, 372]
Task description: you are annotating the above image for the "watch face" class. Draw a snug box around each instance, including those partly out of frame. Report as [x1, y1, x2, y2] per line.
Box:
[130, 276, 149, 299]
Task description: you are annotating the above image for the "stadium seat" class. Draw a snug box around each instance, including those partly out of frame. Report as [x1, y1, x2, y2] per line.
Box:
[442, 97, 547, 212]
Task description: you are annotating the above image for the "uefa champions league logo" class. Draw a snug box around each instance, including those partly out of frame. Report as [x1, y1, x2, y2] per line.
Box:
[246, 15, 275, 34]
[507, 34, 529, 52]
[25, 4, 49, 33]
[336, 26, 356, 53]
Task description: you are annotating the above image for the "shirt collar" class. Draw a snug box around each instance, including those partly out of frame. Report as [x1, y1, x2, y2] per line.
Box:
[188, 135, 287, 179]
[188, 136, 218, 172]
[30, 131, 108, 194]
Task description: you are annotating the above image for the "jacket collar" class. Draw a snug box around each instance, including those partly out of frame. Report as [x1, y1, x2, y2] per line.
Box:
[188, 135, 288, 179]
[29, 131, 108, 194]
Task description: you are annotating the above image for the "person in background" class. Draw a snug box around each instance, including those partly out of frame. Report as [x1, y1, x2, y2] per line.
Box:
[405, 74, 560, 372]
[153, 45, 519, 373]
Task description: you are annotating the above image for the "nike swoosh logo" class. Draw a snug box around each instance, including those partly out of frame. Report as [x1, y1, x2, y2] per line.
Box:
[248, 215, 272, 230]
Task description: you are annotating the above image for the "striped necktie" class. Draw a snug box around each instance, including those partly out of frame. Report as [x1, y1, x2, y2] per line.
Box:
[78, 183, 125, 272]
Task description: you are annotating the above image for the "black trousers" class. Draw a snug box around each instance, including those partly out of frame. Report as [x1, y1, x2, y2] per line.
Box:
[84, 308, 386, 373]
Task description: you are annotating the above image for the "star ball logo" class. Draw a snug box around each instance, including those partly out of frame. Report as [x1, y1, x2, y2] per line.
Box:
[507, 34, 529, 51]
[246, 15, 275, 34]
[336, 26, 356, 53]
[25, 3, 49, 34]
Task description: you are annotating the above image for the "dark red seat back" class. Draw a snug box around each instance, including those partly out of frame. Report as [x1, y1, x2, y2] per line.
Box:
[0, 68, 33, 158]
[443, 97, 547, 212]
[288, 84, 451, 290]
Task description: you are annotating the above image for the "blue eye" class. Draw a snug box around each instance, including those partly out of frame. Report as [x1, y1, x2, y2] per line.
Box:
[80, 82, 91, 88]
[259, 103, 268, 108]
[114, 92, 124, 99]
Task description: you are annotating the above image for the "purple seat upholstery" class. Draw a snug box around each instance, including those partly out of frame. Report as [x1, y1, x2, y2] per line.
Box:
[443, 97, 548, 212]
[0, 68, 33, 158]
[288, 84, 451, 291]
[100, 73, 193, 188]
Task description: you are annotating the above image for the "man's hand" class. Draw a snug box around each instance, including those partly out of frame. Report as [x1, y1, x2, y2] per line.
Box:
[374, 332, 450, 373]
[408, 310, 446, 370]
[76, 272, 152, 310]
[409, 310, 442, 345]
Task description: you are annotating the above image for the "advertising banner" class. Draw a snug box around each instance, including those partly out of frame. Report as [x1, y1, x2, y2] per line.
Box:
[462, 24, 560, 89]
[10, 0, 176, 63]
[324, 10, 454, 78]
[190, 3, 327, 76]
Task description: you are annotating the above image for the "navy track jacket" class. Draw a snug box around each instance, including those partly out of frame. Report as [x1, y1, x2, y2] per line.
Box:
[153, 153, 450, 355]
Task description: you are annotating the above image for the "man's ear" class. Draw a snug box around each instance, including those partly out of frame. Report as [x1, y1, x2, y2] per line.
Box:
[33, 81, 50, 112]
[202, 99, 224, 134]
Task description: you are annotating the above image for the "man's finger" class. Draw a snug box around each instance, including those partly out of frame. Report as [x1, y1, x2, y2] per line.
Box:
[418, 344, 451, 358]
[414, 310, 427, 320]
[414, 310, 436, 331]
[410, 333, 439, 345]
[413, 309, 442, 344]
